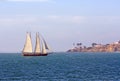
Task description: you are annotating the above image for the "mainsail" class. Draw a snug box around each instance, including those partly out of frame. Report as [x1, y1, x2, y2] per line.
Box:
[34, 33, 41, 53]
[23, 32, 33, 53]
[42, 38, 49, 50]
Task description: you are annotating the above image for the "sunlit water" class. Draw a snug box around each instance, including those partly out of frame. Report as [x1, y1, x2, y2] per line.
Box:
[0, 52, 120, 81]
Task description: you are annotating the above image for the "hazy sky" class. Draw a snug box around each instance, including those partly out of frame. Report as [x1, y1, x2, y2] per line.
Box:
[0, 0, 120, 52]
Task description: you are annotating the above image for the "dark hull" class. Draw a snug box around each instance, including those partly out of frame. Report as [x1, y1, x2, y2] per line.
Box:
[23, 53, 48, 56]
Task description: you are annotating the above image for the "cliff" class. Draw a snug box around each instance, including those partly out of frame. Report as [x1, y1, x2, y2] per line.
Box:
[67, 41, 120, 52]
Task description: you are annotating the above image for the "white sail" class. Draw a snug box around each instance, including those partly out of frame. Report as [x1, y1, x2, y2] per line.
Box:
[23, 32, 33, 53]
[42, 40, 47, 54]
[34, 33, 41, 53]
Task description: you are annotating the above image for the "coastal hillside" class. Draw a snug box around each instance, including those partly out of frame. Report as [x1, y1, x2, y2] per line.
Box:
[67, 41, 120, 52]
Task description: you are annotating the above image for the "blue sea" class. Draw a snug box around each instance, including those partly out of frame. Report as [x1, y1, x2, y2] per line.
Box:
[0, 52, 120, 81]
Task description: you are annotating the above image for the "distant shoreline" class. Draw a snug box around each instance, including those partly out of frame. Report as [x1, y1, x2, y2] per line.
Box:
[67, 40, 120, 53]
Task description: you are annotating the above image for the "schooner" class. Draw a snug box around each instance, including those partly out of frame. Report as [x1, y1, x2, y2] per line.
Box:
[22, 32, 50, 56]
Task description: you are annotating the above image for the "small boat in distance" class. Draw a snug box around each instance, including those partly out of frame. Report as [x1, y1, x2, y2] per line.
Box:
[22, 32, 50, 56]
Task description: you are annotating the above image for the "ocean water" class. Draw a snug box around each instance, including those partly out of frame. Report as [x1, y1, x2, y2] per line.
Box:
[0, 53, 120, 81]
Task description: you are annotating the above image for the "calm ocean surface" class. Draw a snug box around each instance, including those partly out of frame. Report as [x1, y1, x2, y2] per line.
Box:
[0, 52, 120, 81]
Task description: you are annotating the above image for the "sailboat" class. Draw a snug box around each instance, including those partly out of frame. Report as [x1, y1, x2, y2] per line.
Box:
[22, 32, 50, 56]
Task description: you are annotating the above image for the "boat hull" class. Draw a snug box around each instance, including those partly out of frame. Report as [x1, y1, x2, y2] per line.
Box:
[23, 53, 48, 56]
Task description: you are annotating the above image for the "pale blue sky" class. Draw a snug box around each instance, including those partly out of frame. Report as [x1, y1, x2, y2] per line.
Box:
[0, 0, 120, 52]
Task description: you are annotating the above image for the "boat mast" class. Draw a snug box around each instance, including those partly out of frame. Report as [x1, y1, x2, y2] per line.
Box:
[23, 32, 33, 53]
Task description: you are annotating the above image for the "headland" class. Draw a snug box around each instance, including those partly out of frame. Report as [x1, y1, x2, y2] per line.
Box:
[67, 41, 120, 52]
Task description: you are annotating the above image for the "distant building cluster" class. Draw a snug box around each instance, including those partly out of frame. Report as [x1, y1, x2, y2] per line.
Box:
[67, 41, 120, 52]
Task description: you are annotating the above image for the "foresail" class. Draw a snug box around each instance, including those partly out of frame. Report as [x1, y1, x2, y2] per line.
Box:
[23, 32, 33, 53]
[42, 40, 47, 54]
[34, 33, 41, 53]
